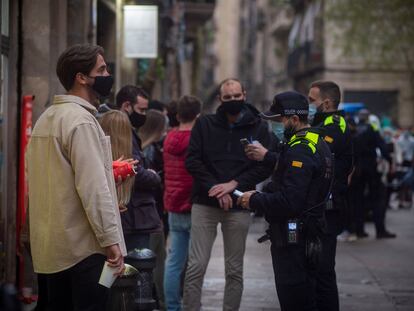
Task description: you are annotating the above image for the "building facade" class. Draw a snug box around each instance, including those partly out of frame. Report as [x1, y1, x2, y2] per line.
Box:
[0, 0, 217, 285]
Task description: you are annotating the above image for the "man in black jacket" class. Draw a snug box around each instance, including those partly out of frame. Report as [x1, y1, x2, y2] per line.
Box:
[183, 78, 273, 311]
[308, 80, 353, 311]
[238, 91, 334, 311]
[116, 85, 163, 250]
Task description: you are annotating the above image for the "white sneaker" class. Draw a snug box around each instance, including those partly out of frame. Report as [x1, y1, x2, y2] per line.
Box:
[337, 231, 350, 242]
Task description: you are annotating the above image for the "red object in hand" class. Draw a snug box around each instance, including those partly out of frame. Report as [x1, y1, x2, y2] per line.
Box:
[113, 161, 137, 182]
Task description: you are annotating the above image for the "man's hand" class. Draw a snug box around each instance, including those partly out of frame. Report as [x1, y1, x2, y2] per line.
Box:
[236, 190, 256, 209]
[118, 204, 128, 213]
[208, 180, 238, 199]
[218, 194, 233, 211]
[105, 244, 125, 276]
[245, 142, 268, 161]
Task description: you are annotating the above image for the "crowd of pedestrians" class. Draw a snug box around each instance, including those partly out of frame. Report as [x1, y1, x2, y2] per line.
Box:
[23, 43, 413, 311]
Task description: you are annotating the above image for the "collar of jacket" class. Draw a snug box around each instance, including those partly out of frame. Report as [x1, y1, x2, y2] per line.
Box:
[131, 128, 143, 150]
[215, 103, 260, 128]
[52, 95, 98, 114]
[312, 110, 345, 127]
[290, 126, 325, 139]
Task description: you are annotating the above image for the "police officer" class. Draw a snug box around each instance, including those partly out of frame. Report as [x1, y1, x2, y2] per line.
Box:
[353, 109, 396, 239]
[308, 81, 353, 311]
[238, 91, 334, 311]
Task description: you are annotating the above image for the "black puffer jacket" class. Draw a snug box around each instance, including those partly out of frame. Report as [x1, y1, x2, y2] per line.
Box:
[185, 103, 273, 210]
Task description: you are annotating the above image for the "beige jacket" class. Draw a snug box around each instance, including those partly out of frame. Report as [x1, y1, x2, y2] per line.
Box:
[27, 95, 127, 273]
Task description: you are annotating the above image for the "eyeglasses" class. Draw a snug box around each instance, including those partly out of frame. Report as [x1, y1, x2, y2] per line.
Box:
[221, 93, 244, 102]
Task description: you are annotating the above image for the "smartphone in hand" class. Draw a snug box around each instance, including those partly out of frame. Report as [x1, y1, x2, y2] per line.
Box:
[240, 138, 250, 147]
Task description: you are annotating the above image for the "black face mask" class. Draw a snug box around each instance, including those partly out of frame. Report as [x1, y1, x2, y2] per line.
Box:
[89, 75, 114, 98]
[220, 100, 245, 115]
[283, 120, 297, 140]
[129, 111, 146, 129]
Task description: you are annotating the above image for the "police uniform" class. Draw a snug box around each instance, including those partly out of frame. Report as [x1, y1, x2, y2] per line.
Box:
[353, 119, 394, 238]
[250, 92, 334, 311]
[312, 111, 353, 311]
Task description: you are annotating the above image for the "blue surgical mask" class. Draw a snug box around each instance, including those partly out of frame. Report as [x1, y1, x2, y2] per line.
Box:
[272, 122, 285, 140]
[308, 103, 317, 125]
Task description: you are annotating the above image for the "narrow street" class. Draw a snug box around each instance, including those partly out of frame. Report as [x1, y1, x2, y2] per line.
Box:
[23, 206, 414, 311]
[201, 207, 414, 310]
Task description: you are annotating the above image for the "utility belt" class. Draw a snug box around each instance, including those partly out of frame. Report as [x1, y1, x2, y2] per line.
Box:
[259, 217, 325, 245]
[259, 217, 325, 269]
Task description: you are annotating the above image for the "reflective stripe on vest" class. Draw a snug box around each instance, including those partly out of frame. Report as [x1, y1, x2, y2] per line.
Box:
[288, 131, 320, 154]
[324, 115, 346, 133]
[371, 122, 379, 132]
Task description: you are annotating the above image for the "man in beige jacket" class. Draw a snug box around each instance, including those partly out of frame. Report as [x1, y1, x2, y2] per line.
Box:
[26, 44, 126, 310]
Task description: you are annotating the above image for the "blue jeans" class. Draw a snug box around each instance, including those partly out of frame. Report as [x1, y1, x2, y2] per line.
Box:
[164, 212, 191, 311]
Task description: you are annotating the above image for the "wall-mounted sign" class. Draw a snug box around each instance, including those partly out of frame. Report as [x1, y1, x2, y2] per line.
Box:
[124, 5, 158, 58]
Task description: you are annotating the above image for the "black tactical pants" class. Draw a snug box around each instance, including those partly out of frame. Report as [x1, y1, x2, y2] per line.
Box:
[315, 209, 342, 311]
[353, 167, 386, 234]
[270, 241, 318, 311]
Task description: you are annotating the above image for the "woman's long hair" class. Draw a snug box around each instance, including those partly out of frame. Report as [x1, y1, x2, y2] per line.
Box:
[138, 109, 167, 150]
[99, 110, 134, 210]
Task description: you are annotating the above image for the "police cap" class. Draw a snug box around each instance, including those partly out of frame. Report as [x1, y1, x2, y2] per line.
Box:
[261, 91, 309, 121]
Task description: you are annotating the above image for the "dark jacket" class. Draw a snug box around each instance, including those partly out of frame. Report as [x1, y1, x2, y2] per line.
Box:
[121, 130, 162, 233]
[354, 120, 391, 170]
[185, 104, 273, 210]
[312, 111, 353, 196]
[142, 139, 165, 219]
[163, 129, 193, 213]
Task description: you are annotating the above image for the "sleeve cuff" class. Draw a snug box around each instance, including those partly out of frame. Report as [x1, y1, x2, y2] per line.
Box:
[249, 192, 261, 212]
[95, 229, 122, 248]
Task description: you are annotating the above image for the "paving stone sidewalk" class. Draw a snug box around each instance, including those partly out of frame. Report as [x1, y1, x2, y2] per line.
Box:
[24, 207, 413, 310]
[201, 208, 414, 311]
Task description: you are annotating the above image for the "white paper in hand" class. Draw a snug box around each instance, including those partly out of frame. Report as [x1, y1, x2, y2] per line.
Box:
[98, 261, 119, 288]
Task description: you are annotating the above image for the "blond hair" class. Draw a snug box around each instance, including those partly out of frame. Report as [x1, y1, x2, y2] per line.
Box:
[99, 110, 134, 209]
[138, 110, 167, 150]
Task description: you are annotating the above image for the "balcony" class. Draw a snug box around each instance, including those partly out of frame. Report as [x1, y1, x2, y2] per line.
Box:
[181, 1, 215, 41]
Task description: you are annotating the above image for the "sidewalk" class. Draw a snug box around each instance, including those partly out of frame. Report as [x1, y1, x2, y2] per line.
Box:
[23, 207, 413, 310]
[201, 207, 414, 310]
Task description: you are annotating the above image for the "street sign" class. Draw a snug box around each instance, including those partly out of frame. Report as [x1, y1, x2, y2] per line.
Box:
[123, 5, 158, 59]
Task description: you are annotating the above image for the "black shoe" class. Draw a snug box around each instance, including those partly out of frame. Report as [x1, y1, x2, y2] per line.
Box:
[357, 231, 369, 238]
[376, 231, 397, 239]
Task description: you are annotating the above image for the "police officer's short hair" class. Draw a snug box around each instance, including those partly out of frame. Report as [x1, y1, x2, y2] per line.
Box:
[310, 81, 341, 109]
[297, 114, 308, 123]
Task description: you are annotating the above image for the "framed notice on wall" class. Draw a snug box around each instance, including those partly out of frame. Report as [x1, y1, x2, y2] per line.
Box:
[123, 5, 158, 58]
